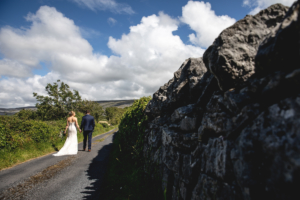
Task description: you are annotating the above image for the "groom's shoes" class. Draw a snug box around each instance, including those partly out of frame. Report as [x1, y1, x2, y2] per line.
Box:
[83, 148, 86, 151]
[88, 149, 91, 152]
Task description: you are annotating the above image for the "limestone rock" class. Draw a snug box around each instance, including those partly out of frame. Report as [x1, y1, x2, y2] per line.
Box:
[171, 104, 195, 123]
[180, 117, 197, 132]
[203, 4, 288, 91]
[191, 174, 241, 200]
[233, 97, 300, 199]
[143, 2, 300, 200]
[198, 93, 233, 142]
[256, 1, 300, 74]
[145, 57, 207, 118]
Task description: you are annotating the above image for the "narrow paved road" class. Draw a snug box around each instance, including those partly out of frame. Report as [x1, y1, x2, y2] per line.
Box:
[0, 129, 117, 200]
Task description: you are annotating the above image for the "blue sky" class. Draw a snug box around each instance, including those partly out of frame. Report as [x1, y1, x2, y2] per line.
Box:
[0, 0, 250, 59]
[0, 0, 295, 107]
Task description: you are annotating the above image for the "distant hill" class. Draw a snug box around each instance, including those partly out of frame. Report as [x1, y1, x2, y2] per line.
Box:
[0, 106, 37, 116]
[0, 100, 136, 115]
[95, 99, 136, 109]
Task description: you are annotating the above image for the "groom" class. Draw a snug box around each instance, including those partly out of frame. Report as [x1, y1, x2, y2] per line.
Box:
[80, 110, 95, 152]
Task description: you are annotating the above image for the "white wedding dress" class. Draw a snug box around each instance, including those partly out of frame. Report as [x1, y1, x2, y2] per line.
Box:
[53, 122, 78, 156]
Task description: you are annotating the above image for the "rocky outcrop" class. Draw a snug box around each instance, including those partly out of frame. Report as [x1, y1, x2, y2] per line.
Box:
[144, 2, 300, 200]
[146, 57, 209, 117]
[255, 1, 300, 75]
[203, 4, 288, 91]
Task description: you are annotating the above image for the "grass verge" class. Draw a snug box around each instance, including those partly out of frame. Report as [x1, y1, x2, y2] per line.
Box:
[0, 125, 117, 171]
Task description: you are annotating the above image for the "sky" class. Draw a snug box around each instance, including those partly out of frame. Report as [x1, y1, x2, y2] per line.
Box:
[0, 0, 295, 108]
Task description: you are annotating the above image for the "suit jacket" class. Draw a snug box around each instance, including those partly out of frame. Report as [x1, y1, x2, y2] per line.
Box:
[80, 114, 95, 132]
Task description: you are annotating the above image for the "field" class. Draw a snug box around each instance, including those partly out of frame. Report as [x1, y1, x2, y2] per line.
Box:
[0, 99, 136, 115]
[95, 99, 136, 108]
[0, 107, 37, 116]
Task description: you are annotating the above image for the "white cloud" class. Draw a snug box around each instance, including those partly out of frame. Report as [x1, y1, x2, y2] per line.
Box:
[0, 73, 57, 108]
[243, 0, 295, 15]
[0, 6, 92, 67]
[180, 1, 236, 48]
[107, 17, 117, 26]
[107, 12, 204, 91]
[0, 6, 204, 108]
[70, 0, 134, 14]
[0, 59, 32, 78]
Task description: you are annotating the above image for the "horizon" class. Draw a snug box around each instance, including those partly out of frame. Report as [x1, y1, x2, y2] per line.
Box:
[0, 0, 295, 108]
[0, 99, 136, 116]
[0, 99, 137, 109]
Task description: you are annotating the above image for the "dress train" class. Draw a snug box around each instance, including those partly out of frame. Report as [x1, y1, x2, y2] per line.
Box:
[53, 122, 78, 156]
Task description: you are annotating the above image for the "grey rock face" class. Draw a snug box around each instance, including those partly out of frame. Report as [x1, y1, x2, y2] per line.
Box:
[171, 104, 195, 123]
[191, 174, 241, 200]
[233, 97, 300, 200]
[143, 2, 300, 200]
[256, 1, 300, 74]
[203, 4, 289, 91]
[180, 117, 197, 131]
[145, 57, 207, 117]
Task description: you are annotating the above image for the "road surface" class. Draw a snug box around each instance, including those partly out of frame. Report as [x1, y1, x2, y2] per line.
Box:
[0, 129, 117, 200]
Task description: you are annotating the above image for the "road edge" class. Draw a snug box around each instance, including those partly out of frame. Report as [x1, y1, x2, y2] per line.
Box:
[0, 128, 118, 172]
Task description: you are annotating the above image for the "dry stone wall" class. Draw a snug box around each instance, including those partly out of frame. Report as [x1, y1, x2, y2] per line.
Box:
[144, 2, 300, 200]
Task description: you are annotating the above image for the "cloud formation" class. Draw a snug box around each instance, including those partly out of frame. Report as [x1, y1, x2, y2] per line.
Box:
[0, 6, 205, 107]
[70, 0, 134, 14]
[0, 59, 32, 78]
[243, 0, 294, 14]
[180, 1, 236, 48]
[107, 17, 117, 26]
[0, 6, 92, 68]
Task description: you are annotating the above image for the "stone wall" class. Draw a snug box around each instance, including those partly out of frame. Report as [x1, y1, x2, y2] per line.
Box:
[144, 2, 300, 199]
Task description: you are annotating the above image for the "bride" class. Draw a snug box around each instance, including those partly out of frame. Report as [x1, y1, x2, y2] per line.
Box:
[53, 111, 81, 156]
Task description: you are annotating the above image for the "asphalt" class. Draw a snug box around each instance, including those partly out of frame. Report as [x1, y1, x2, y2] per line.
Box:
[0, 129, 117, 200]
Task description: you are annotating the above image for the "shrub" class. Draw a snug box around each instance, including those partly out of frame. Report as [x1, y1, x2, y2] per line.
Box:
[99, 123, 109, 128]
[95, 123, 103, 131]
[16, 109, 38, 120]
[77, 100, 104, 122]
[0, 116, 64, 151]
[102, 96, 163, 199]
[118, 96, 151, 162]
[105, 107, 125, 125]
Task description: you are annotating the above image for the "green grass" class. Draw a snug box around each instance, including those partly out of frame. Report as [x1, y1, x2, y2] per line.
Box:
[101, 132, 163, 200]
[0, 124, 117, 170]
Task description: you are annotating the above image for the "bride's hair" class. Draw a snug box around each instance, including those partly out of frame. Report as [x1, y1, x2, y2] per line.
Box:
[69, 111, 75, 116]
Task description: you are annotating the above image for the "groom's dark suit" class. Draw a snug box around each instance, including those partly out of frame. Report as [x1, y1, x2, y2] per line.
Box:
[80, 114, 95, 150]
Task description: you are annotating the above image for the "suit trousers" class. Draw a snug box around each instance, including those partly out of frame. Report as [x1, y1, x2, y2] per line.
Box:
[83, 131, 93, 150]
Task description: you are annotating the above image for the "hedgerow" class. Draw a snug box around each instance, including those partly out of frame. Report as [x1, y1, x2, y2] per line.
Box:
[102, 96, 163, 200]
[0, 116, 64, 151]
[118, 96, 151, 163]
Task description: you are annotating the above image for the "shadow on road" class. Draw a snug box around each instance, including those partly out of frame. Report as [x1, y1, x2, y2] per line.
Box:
[80, 132, 117, 200]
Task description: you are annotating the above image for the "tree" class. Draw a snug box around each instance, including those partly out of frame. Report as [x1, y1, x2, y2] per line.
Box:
[105, 107, 125, 125]
[33, 80, 82, 120]
[77, 100, 104, 122]
[33, 80, 105, 121]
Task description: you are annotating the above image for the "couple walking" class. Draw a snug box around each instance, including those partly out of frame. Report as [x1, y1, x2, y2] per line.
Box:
[53, 110, 95, 156]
